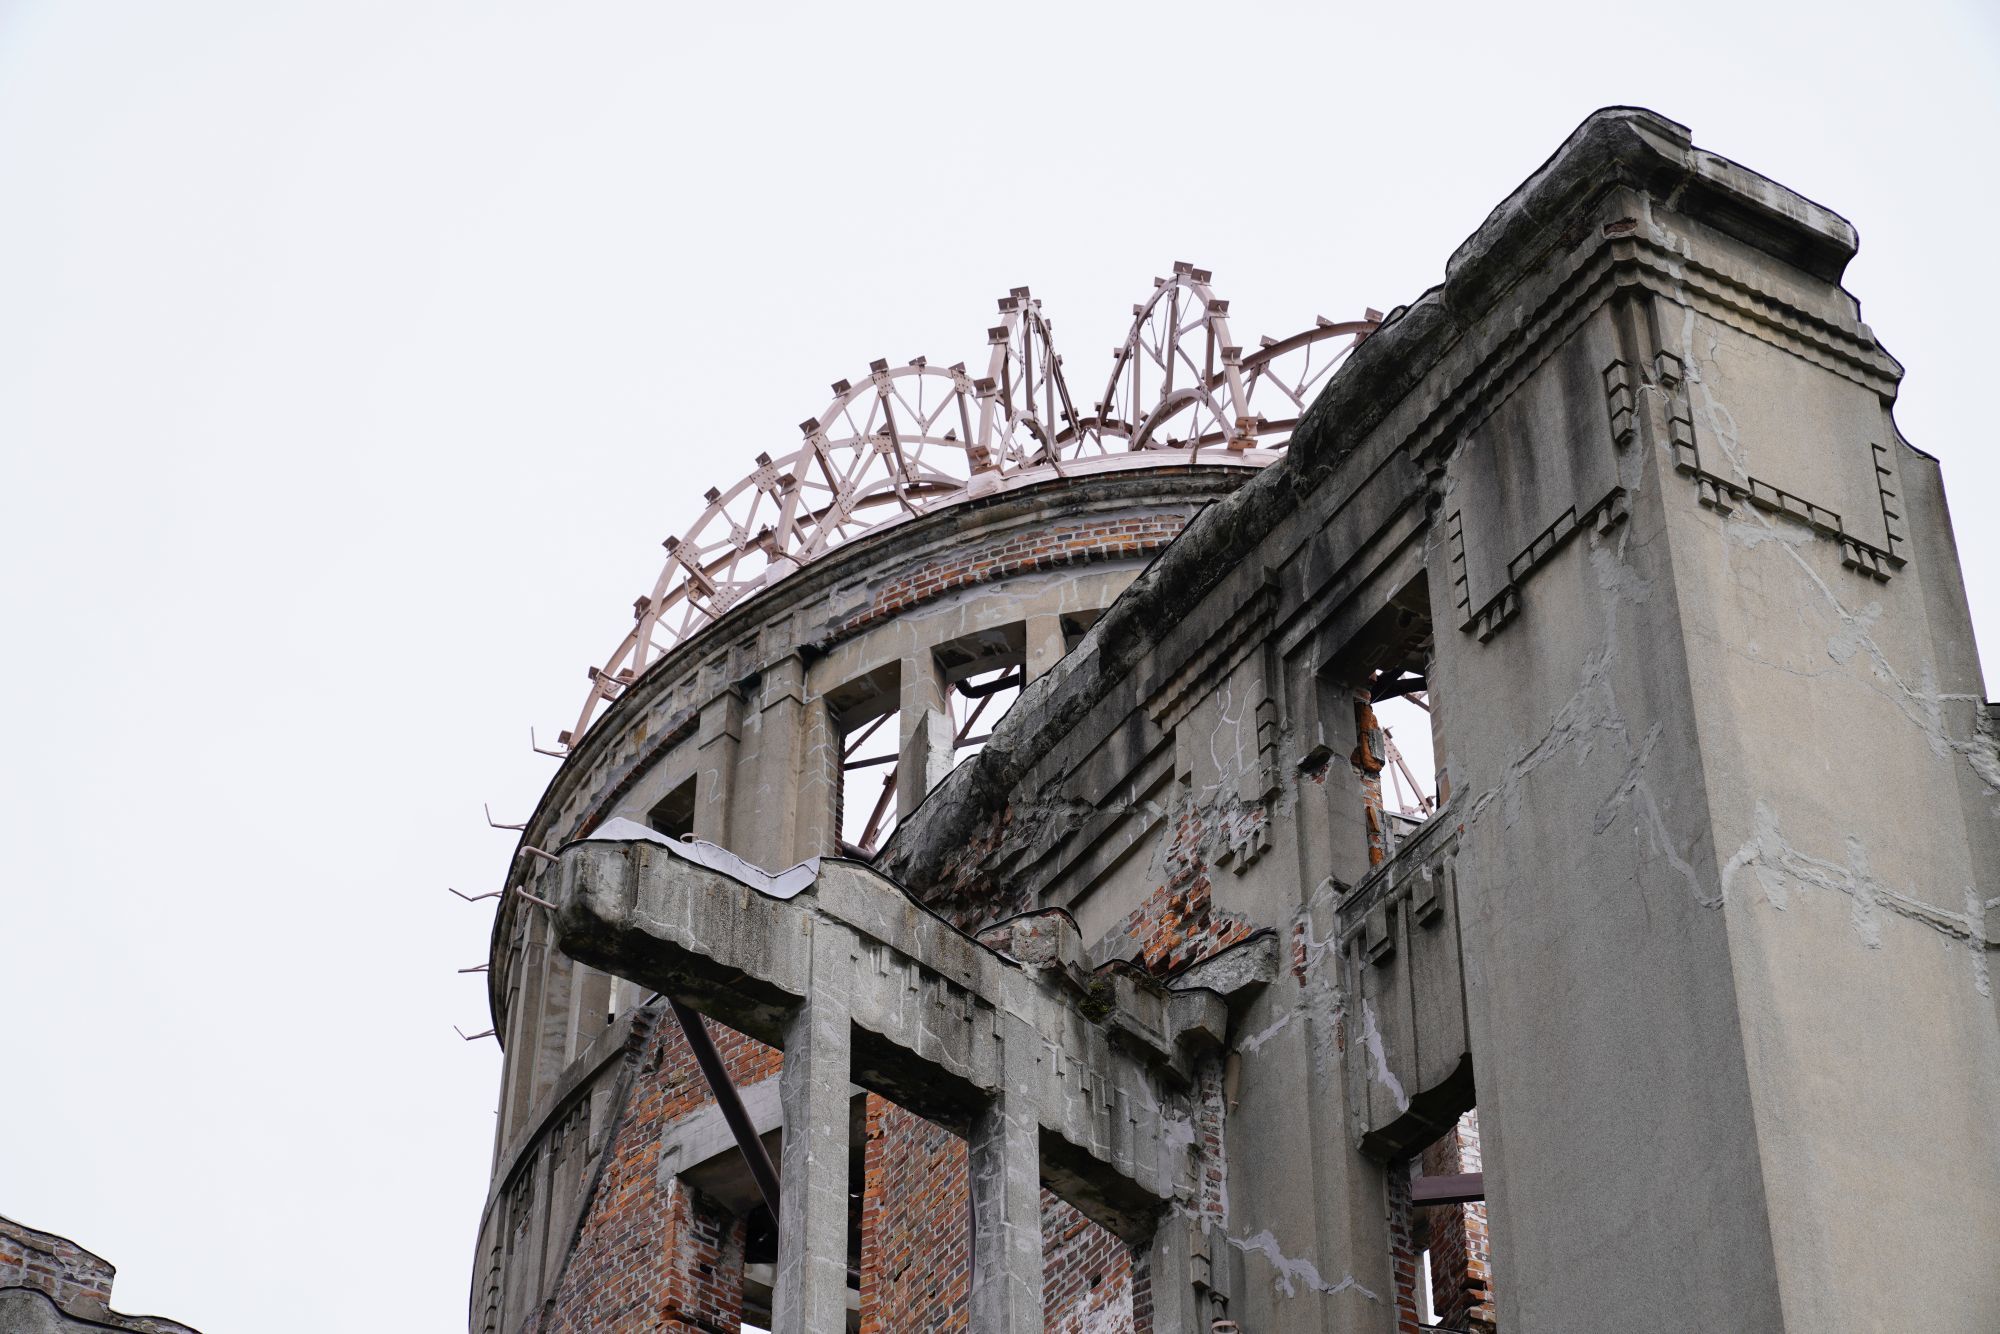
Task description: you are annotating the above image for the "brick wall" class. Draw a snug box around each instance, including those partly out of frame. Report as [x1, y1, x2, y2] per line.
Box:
[1041, 1195, 1134, 1334]
[1423, 1113, 1494, 1332]
[841, 515, 1187, 636]
[523, 999, 1179, 1334]
[859, 1096, 1144, 1334]
[0, 1219, 115, 1319]
[860, 1098, 968, 1333]
[1353, 695, 1391, 868]
[530, 1008, 776, 1334]
[1388, 1110, 1496, 1334]
[1116, 798, 1257, 977]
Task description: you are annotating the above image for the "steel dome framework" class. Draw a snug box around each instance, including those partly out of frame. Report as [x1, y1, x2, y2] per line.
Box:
[558, 264, 1380, 750]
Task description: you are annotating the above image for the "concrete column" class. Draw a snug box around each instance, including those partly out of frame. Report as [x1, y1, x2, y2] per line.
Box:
[772, 926, 852, 1334]
[897, 649, 953, 819]
[1437, 285, 2000, 1328]
[503, 920, 548, 1139]
[1024, 613, 1067, 684]
[1143, 1214, 1201, 1334]
[968, 1019, 1043, 1333]
[794, 694, 841, 858]
[733, 655, 807, 867]
[565, 964, 612, 1062]
[533, 947, 573, 1101]
[693, 686, 742, 845]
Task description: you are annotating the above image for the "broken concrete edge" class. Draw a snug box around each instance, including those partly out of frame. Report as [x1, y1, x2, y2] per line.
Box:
[0, 1215, 202, 1334]
[977, 905, 1276, 997]
[551, 834, 1263, 1051]
[575, 816, 820, 900]
[879, 105, 1878, 893]
[1443, 107, 1857, 305]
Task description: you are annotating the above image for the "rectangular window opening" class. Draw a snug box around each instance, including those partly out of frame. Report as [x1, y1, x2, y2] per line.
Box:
[1398, 1107, 1495, 1333]
[1330, 573, 1444, 871]
[950, 662, 1021, 762]
[648, 777, 697, 843]
[838, 704, 901, 856]
[824, 662, 905, 859]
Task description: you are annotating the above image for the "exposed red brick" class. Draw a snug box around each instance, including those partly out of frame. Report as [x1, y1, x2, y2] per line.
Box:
[859, 1096, 1143, 1334]
[840, 515, 1188, 637]
[532, 1012, 776, 1333]
[1118, 799, 1256, 978]
[1388, 1111, 1495, 1334]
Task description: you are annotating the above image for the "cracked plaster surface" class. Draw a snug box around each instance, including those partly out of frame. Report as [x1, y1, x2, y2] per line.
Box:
[1357, 997, 1410, 1114]
[1658, 263, 1997, 807]
[1721, 799, 1990, 997]
[1447, 309, 1997, 974]
[1225, 1230, 1379, 1303]
[1449, 396, 1720, 919]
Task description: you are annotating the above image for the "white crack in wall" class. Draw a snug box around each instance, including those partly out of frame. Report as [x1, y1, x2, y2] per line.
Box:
[1225, 1230, 1379, 1303]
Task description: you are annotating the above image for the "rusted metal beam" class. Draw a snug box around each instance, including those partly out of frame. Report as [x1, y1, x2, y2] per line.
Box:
[1409, 1171, 1485, 1206]
[670, 998, 782, 1220]
[954, 669, 1023, 698]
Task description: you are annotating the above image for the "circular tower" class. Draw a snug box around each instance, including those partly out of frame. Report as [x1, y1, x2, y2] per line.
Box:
[470, 268, 1375, 1333]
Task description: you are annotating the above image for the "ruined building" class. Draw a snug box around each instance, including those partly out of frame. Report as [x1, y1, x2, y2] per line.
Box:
[468, 109, 1999, 1332]
[0, 1217, 201, 1334]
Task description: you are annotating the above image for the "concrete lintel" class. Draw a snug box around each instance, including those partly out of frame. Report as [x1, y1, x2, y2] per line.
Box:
[553, 836, 1214, 1239]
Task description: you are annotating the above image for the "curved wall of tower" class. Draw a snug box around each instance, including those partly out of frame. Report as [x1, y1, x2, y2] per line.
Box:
[472, 462, 1261, 1333]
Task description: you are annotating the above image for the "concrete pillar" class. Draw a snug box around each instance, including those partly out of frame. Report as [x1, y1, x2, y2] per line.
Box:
[503, 920, 547, 1140]
[794, 694, 842, 858]
[897, 649, 953, 819]
[1438, 282, 2000, 1328]
[533, 947, 573, 1101]
[565, 964, 612, 1062]
[733, 655, 808, 867]
[1143, 1214, 1201, 1334]
[1024, 613, 1067, 684]
[968, 1019, 1044, 1333]
[772, 925, 852, 1334]
[693, 686, 742, 845]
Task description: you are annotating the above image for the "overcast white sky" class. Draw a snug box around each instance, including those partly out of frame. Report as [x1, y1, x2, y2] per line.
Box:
[1, 2, 1993, 1330]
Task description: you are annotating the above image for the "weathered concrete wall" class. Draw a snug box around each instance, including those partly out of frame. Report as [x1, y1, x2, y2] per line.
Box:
[878, 108, 1998, 1331]
[473, 106, 1997, 1333]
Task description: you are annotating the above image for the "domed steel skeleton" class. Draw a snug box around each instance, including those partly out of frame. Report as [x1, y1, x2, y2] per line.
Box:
[557, 264, 1380, 750]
